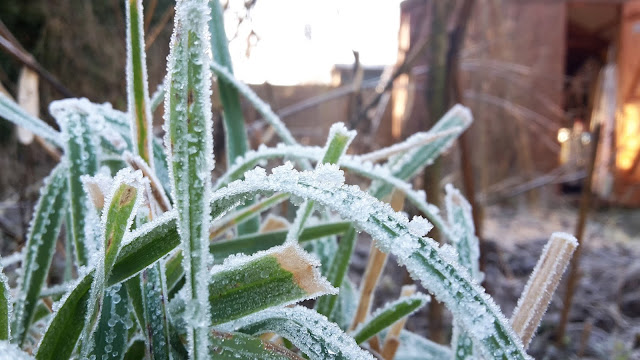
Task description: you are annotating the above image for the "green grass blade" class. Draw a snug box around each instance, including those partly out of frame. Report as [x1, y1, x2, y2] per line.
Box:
[0, 262, 11, 341]
[210, 243, 335, 325]
[208, 164, 531, 359]
[315, 227, 357, 318]
[329, 279, 359, 331]
[164, 1, 215, 357]
[12, 163, 68, 345]
[90, 284, 129, 360]
[125, 0, 154, 167]
[386, 330, 452, 360]
[445, 185, 481, 359]
[140, 264, 171, 360]
[208, 0, 256, 235]
[125, 276, 146, 333]
[52, 100, 100, 267]
[0, 93, 62, 147]
[352, 293, 429, 344]
[227, 306, 375, 360]
[210, 193, 289, 240]
[123, 338, 146, 360]
[210, 331, 303, 360]
[36, 272, 93, 360]
[210, 221, 350, 263]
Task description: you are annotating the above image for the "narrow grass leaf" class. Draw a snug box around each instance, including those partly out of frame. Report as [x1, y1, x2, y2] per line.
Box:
[210, 330, 304, 360]
[140, 263, 171, 360]
[125, 0, 154, 166]
[52, 100, 101, 267]
[164, 1, 215, 357]
[90, 284, 130, 360]
[352, 293, 429, 344]
[0, 262, 11, 341]
[0, 93, 62, 147]
[329, 279, 359, 331]
[210, 193, 289, 240]
[12, 163, 68, 345]
[386, 330, 452, 360]
[315, 227, 357, 318]
[226, 306, 375, 360]
[123, 338, 146, 360]
[210, 243, 336, 325]
[125, 276, 146, 333]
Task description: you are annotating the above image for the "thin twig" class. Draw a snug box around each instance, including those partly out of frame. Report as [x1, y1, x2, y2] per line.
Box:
[381, 285, 417, 360]
[145, 6, 174, 50]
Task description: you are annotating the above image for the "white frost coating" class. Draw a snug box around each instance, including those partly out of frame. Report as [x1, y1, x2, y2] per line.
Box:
[407, 216, 432, 238]
[215, 143, 455, 240]
[360, 127, 462, 162]
[125, 0, 154, 169]
[210, 61, 298, 147]
[163, 0, 214, 358]
[0, 251, 22, 268]
[0, 93, 62, 147]
[0, 340, 33, 359]
[208, 164, 531, 359]
[219, 306, 375, 360]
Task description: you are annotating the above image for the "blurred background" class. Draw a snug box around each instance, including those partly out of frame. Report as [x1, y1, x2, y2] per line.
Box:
[1, 0, 639, 358]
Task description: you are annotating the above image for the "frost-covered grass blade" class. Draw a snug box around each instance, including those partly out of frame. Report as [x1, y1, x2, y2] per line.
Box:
[0, 262, 11, 341]
[125, 0, 154, 166]
[140, 264, 171, 359]
[164, 1, 215, 357]
[12, 163, 68, 345]
[90, 284, 129, 360]
[209, 330, 304, 360]
[0, 93, 62, 147]
[210, 243, 335, 325]
[352, 293, 429, 345]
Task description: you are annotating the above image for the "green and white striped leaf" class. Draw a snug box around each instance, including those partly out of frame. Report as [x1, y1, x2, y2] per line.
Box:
[0, 93, 62, 147]
[446, 184, 481, 359]
[210, 243, 336, 325]
[125, 0, 153, 167]
[209, 331, 303, 360]
[315, 227, 357, 318]
[51, 99, 101, 267]
[225, 306, 375, 360]
[207, 164, 531, 359]
[12, 163, 68, 345]
[90, 284, 130, 360]
[0, 262, 11, 341]
[164, 1, 215, 357]
[352, 293, 429, 345]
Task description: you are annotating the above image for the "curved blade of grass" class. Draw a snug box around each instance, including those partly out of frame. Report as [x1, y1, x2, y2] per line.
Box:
[90, 284, 129, 360]
[211, 221, 351, 262]
[208, 164, 531, 359]
[445, 184, 481, 359]
[125, 275, 146, 333]
[0, 262, 11, 341]
[36, 272, 93, 360]
[210, 193, 289, 240]
[315, 227, 357, 318]
[79, 173, 143, 357]
[0, 93, 62, 147]
[225, 306, 375, 360]
[125, 0, 154, 167]
[209, 0, 256, 234]
[164, 1, 215, 357]
[12, 163, 68, 345]
[352, 293, 429, 345]
[52, 100, 100, 267]
[210, 243, 335, 325]
[286, 123, 355, 243]
[210, 330, 304, 360]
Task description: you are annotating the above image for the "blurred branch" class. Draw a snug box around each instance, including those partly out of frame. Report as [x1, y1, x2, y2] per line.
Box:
[145, 6, 174, 50]
[0, 21, 74, 98]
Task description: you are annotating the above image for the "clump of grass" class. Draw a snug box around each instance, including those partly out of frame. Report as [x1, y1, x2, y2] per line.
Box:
[0, 0, 578, 359]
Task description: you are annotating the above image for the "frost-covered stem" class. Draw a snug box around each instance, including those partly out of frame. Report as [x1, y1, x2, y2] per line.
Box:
[0, 261, 10, 341]
[286, 123, 355, 243]
[124, 152, 171, 212]
[380, 285, 416, 360]
[210, 193, 289, 239]
[125, 0, 154, 167]
[351, 192, 405, 333]
[510, 232, 577, 348]
[164, 1, 214, 358]
[359, 127, 461, 163]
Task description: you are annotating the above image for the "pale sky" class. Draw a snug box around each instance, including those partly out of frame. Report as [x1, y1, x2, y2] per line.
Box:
[224, 0, 404, 85]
